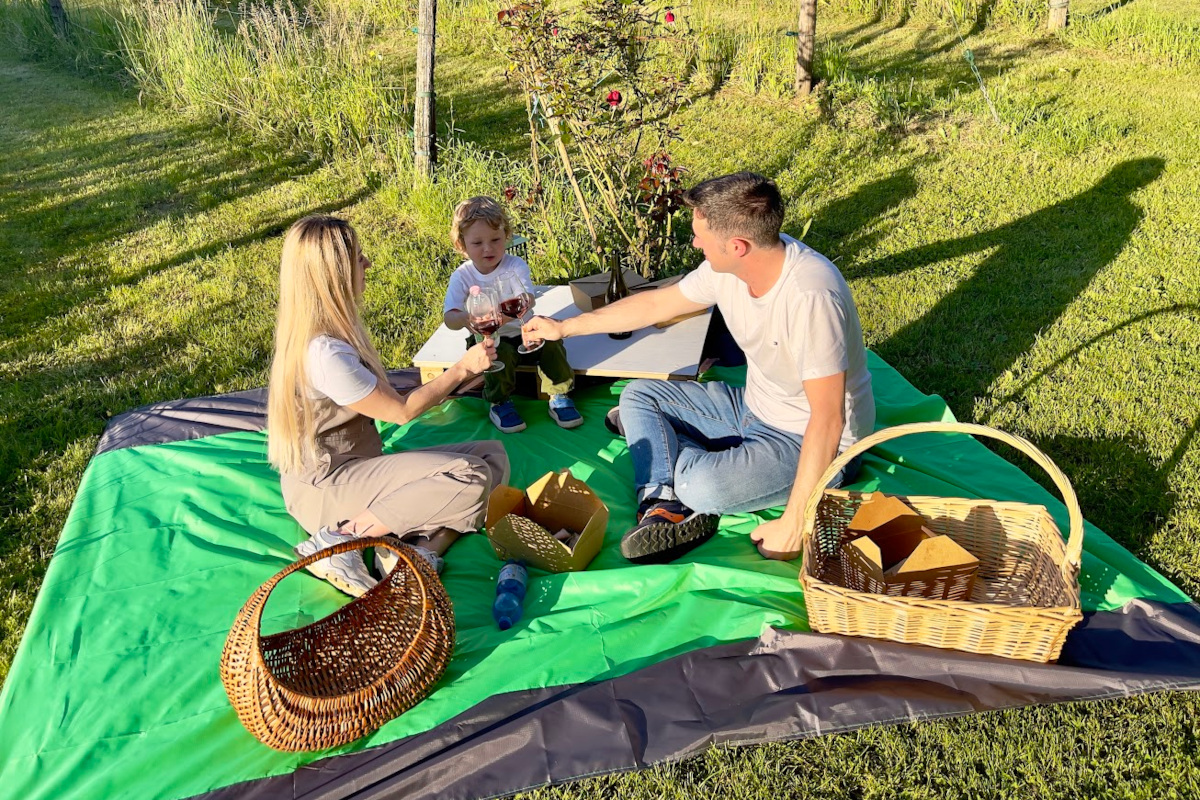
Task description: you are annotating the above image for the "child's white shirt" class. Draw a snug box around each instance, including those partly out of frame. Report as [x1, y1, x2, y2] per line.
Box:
[442, 254, 535, 338]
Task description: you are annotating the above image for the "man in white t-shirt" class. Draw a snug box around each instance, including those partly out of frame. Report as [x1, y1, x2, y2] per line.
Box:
[523, 172, 874, 563]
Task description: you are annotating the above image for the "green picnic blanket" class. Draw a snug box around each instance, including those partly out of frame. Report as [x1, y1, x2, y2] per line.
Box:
[0, 353, 1187, 800]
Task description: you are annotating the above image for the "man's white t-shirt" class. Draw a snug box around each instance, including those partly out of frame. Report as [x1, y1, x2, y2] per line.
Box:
[306, 335, 378, 405]
[442, 254, 536, 338]
[677, 234, 874, 450]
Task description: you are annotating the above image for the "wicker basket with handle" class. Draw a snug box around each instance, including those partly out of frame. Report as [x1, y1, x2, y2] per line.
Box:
[220, 537, 455, 751]
[800, 422, 1084, 663]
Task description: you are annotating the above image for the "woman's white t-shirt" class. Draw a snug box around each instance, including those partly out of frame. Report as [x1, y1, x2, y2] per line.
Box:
[306, 335, 378, 405]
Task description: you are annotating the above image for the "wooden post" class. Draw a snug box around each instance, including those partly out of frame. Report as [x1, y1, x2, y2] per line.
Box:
[45, 0, 69, 38]
[794, 0, 817, 97]
[1047, 0, 1069, 30]
[414, 0, 437, 178]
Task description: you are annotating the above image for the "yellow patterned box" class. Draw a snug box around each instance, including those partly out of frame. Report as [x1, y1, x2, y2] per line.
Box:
[484, 469, 609, 573]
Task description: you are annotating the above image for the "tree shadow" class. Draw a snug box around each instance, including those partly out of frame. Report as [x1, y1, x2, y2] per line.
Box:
[824, 20, 1059, 108]
[431, 57, 531, 159]
[0, 124, 324, 333]
[1077, 0, 1137, 21]
[968, 0, 1000, 36]
[0, 307, 234, 585]
[858, 157, 1165, 417]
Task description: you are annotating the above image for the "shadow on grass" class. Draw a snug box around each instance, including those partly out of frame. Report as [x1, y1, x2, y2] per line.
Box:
[859, 156, 1165, 417]
[0, 181, 370, 481]
[801, 166, 921, 264]
[1041, 421, 1196, 561]
[0, 62, 374, 605]
[0, 125, 324, 332]
[1077, 0, 1137, 22]
[434, 57, 531, 159]
[984, 303, 1200, 419]
[981, 303, 1200, 580]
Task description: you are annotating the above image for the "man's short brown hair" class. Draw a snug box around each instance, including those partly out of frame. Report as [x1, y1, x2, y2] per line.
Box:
[682, 172, 784, 248]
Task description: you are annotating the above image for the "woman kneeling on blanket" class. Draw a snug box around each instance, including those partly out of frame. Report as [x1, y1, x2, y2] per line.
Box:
[267, 215, 510, 597]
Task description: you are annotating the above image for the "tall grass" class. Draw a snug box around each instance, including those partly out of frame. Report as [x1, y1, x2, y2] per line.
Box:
[1062, 5, 1200, 68]
[118, 0, 409, 161]
[0, 0, 126, 77]
[816, 38, 949, 129]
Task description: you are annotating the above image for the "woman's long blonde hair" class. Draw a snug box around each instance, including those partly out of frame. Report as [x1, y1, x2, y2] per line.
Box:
[267, 216, 387, 474]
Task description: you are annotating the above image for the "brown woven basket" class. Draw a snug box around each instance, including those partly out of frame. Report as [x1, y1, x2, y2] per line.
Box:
[800, 422, 1084, 663]
[220, 537, 455, 751]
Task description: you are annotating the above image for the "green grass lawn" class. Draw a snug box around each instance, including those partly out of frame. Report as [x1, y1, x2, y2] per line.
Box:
[2, 1, 1200, 796]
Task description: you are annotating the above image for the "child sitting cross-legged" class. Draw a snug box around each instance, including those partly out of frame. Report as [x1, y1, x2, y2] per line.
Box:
[442, 196, 583, 433]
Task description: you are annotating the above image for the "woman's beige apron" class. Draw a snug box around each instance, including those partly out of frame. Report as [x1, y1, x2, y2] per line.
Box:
[280, 396, 509, 537]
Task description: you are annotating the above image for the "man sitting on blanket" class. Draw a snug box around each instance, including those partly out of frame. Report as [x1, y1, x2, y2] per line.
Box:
[523, 172, 875, 562]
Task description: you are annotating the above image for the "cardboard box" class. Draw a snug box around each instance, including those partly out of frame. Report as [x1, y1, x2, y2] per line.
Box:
[629, 274, 706, 328]
[631, 274, 684, 292]
[840, 493, 979, 600]
[569, 269, 649, 312]
[484, 469, 609, 573]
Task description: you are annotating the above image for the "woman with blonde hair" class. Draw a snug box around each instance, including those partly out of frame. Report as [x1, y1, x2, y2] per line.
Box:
[268, 215, 509, 596]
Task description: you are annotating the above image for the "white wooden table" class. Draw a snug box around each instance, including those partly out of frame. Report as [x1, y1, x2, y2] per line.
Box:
[412, 285, 713, 385]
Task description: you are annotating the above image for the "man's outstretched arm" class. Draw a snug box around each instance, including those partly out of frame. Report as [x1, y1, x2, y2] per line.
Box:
[523, 285, 708, 341]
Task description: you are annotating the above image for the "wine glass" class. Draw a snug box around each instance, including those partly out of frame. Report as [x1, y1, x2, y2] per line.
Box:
[464, 284, 505, 373]
[497, 270, 542, 354]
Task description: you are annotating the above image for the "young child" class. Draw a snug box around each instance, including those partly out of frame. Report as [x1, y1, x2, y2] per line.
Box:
[443, 196, 583, 433]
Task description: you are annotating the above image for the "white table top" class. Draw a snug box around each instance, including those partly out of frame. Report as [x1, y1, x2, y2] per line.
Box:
[412, 285, 713, 380]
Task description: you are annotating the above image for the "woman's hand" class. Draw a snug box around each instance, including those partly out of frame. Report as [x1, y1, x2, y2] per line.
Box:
[461, 337, 497, 375]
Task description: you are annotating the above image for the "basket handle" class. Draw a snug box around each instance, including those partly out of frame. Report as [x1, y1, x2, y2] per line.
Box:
[262, 537, 408, 593]
[801, 422, 1084, 572]
[242, 537, 422, 634]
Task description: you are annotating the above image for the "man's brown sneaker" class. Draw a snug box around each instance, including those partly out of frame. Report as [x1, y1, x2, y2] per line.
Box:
[619, 500, 718, 564]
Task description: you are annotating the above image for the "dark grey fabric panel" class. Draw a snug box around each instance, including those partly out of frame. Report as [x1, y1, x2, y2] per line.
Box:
[194, 599, 1200, 800]
[94, 372, 429, 455]
[95, 388, 270, 455]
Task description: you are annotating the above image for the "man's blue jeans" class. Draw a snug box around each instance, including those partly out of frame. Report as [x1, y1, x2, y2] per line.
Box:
[618, 379, 861, 515]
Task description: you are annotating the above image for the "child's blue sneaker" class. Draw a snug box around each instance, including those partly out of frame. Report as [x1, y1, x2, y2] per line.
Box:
[548, 395, 584, 429]
[489, 401, 527, 434]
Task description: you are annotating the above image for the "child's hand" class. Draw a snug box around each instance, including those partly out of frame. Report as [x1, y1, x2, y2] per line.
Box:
[462, 338, 497, 375]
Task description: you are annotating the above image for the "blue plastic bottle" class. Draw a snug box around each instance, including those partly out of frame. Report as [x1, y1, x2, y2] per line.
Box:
[492, 560, 528, 631]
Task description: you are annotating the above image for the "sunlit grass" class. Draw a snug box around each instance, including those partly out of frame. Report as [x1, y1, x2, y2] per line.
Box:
[1, 0, 1199, 797]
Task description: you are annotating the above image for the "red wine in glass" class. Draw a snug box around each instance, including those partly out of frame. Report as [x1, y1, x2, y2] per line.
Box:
[465, 285, 506, 373]
[469, 318, 503, 336]
[499, 296, 528, 318]
[496, 273, 543, 354]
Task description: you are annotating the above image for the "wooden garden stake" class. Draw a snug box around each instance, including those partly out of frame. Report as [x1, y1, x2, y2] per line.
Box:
[794, 0, 817, 97]
[414, 0, 437, 178]
[1047, 0, 1069, 30]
